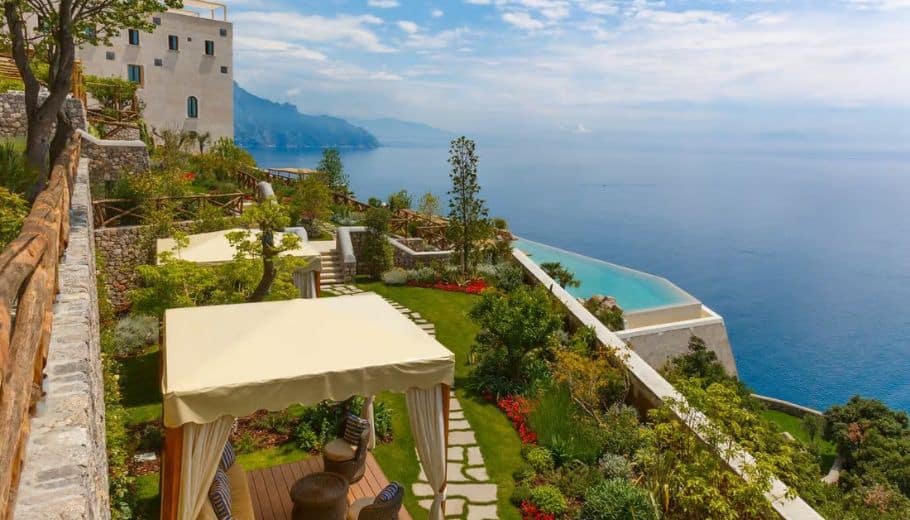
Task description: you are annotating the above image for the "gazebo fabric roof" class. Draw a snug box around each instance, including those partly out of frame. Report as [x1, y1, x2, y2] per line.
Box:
[162, 294, 455, 427]
[156, 229, 320, 266]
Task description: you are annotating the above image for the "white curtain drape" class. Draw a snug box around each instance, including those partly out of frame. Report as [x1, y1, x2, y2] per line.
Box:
[406, 385, 447, 520]
[178, 417, 234, 520]
[361, 395, 376, 449]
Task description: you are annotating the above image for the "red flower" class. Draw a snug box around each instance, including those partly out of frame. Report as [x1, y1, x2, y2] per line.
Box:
[405, 278, 489, 294]
[497, 395, 537, 444]
[183, 171, 196, 181]
[521, 501, 555, 520]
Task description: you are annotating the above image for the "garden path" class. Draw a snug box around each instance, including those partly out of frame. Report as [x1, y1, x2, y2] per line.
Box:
[321, 284, 499, 519]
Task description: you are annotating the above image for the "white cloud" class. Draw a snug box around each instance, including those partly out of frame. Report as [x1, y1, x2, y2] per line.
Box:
[573, 123, 591, 133]
[465, 0, 492, 4]
[404, 27, 470, 49]
[367, 0, 399, 7]
[843, 0, 910, 10]
[502, 11, 546, 30]
[397, 20, 419, 34]
[576, 1, 618, 16]
[232, 12, 394, 53]
[234, 36, 327, 61]
[432, 9, 444, 17]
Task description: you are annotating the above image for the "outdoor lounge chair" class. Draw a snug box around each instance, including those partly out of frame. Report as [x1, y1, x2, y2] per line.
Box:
[347, 483, 404, 520]
[323, 426, 370, 483]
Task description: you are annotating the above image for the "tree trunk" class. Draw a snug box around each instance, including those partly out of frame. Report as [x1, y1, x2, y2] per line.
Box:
[49, 110, 73, 169]
[248, 253, 276, 303]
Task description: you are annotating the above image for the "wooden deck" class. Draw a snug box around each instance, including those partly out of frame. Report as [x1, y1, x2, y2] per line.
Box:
[247, 453, 413, 520]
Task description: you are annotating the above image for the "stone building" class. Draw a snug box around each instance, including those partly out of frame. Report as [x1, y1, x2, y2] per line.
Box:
[76, 0, 234, 141]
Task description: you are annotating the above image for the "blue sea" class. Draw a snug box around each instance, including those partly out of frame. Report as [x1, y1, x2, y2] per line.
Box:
[250, 144, 910, 413]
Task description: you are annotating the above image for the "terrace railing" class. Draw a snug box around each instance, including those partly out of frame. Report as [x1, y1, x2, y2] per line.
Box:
[92, 192, 244, 228]
[0, 138, 81, 519]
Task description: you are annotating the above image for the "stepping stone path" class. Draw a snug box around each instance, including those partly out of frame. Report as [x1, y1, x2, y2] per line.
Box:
[328, 288, 497, 518]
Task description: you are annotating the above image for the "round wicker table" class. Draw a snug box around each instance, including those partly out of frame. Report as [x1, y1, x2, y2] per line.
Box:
[290, 471, 349, 520]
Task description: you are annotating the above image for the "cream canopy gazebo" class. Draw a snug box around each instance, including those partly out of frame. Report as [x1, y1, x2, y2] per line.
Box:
[160, 293, 455, 520]
[156, 228, 323, 298]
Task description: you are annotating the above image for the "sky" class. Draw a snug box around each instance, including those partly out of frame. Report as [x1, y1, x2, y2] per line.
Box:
[227, 0, 910, 147]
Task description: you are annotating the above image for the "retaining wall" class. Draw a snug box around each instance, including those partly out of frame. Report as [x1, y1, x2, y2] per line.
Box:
[77, 129, 149, 185]
[0, 93, 87, 138]
[753, 394, 824, 418]
[336, 227, 453, 282]
[14, 158, 110, 518]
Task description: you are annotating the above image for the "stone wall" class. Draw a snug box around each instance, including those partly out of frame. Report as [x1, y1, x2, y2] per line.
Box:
[95, 221, 196, 309]
[0, 92, 87, 138]
[336, 227, 454, 282]
[14, 158, 110, 518]
[390, 237, 453, 269]
[616, 318, 739, 376]
[78, 129, 150, 185]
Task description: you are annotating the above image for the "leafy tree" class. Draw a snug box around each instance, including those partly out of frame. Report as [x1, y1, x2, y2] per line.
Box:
[468, 285, 563, 396]
[226, 197, 301, 302]
[386, 189, 412, 212]
[665, 335, 755, 406]
[317, 147, 348, 192]
[2, 0, 180, 198]
[190, 130, 211, 154]
[361, 206, 393, 280]
[84, 74, 141, 122]
[552, 348, 627, 424]
[541, 261, 580, 289]
[417, 191, 439, 218]
[447, 136, 490, 275]
[290, 172, 332, 236]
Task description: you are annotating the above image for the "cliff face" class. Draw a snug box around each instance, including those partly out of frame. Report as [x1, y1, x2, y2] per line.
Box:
[233, 83, 378, 149]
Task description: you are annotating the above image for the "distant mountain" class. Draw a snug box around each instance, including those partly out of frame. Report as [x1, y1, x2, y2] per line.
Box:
[233, 83, 378, 149]
[349, 117, 454, 147]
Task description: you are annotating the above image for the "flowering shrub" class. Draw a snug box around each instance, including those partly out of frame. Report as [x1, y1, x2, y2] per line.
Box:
[520, 500, 556, 520]
[406, 278, 488, 294]
[498, 395, 538, 444]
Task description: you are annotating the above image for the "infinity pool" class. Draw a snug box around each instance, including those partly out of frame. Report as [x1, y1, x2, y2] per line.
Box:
[514, 238, 699, 312]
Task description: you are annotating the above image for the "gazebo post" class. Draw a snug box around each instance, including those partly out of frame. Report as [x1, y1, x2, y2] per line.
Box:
[160, 425, 184, 520]
[314, 271, 321, 297]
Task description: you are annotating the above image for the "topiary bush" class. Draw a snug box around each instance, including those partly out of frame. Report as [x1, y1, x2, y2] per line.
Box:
[581, 479, 657, 520]
[530, 485, 568, 516]
[382, 267, 409, 286]
[112, 314, 159, 358]
[598, 453, 633, 481]
[526, 446, 555, 473]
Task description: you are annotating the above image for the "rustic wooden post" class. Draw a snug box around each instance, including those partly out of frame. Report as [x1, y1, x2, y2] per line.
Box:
[160, 425, 184, 520]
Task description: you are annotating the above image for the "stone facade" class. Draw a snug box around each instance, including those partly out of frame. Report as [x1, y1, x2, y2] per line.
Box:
[0, 92, 87, 138]
[78, 130, 150, 185]
[14, 158, 110, 519]
[95, 221, 196, 309]
[390, 237, 453, 269]
[336, 227, 453, 282]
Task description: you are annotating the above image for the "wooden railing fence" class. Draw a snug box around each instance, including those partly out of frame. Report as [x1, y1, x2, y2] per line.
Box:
[0, 138, 81, 519]
[92, 192, 244, 228]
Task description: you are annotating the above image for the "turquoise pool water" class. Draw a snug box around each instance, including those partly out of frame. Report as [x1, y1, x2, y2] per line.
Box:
[514, 238, 699, 312]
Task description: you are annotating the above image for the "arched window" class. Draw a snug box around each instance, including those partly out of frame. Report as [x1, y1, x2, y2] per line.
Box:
[187, 96, 199, 119]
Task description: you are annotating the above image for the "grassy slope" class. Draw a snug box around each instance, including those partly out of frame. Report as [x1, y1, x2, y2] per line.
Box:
[358, 282, 523, 520]
[762, 409, 837, 473]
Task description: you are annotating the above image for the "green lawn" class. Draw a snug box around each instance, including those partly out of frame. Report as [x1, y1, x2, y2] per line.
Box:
[762, 409, 837, 473]
[358, 282, 523, 520]
[120, 347, 163, 427]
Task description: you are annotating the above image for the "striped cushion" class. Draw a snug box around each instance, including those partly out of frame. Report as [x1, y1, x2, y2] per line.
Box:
[208, 467, 232, 520]
[219, 442, 236, 471]
[374, 482, 401, 504]
[343, 414, 369, 445]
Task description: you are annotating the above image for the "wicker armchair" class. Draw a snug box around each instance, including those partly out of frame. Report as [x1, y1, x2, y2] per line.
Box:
[322, 426, 369, 483]
[346, 483, 404, 520]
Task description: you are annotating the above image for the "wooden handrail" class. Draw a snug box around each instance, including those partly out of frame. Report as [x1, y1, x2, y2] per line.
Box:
[92, 192, 245, 228]
[0, 137, 81, 519]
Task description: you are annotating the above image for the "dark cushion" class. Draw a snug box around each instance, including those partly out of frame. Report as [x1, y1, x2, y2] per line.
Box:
[374, 482, 401, 504]
[220, 442, 236, 471]
[209, 467, 233, 520]
[344, 414, 369, 445]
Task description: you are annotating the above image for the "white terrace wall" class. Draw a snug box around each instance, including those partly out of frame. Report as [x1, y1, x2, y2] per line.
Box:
[13, 158, 110, 518]
[513, 249, 824, 520]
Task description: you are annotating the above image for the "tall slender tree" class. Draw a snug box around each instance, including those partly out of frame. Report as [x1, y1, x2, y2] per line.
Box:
[2, 0, 179, 198]
[447, 136, 489, 275]
[317, 147, 348, 193]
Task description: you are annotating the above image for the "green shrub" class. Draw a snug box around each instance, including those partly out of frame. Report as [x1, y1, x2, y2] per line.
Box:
[529, 386, 606, 464]
[362, 207, 393, 280]
[406, 266, 437, 284]
[598, 405, 647, 458]
[477, 262, 524, 292]
[294, 422, 319, 452]
[530, 485, 568, 515]
[382, 268, 409, 286]
[556, 461, 607, 500]
[513, 464, 536, 483]
[134, 422, 164, 452]
[234, 431, 259, 454]
[253, 411, 297, 436]
[387, 189, 412, 212]
[526, 446, 555, 473]
[0, 139, 35, 194]
[0, 77, 24, 93]
[112, 314, 158, 358]
[0, 186, 28, 250]
[373, 401, 394, 441]
[581, 479, 657, 520]
[598, 453, 632, 481]
[511, 483, 532, 506]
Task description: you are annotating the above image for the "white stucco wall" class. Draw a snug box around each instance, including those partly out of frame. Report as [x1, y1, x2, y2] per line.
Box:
[77, 11, 234, 141]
